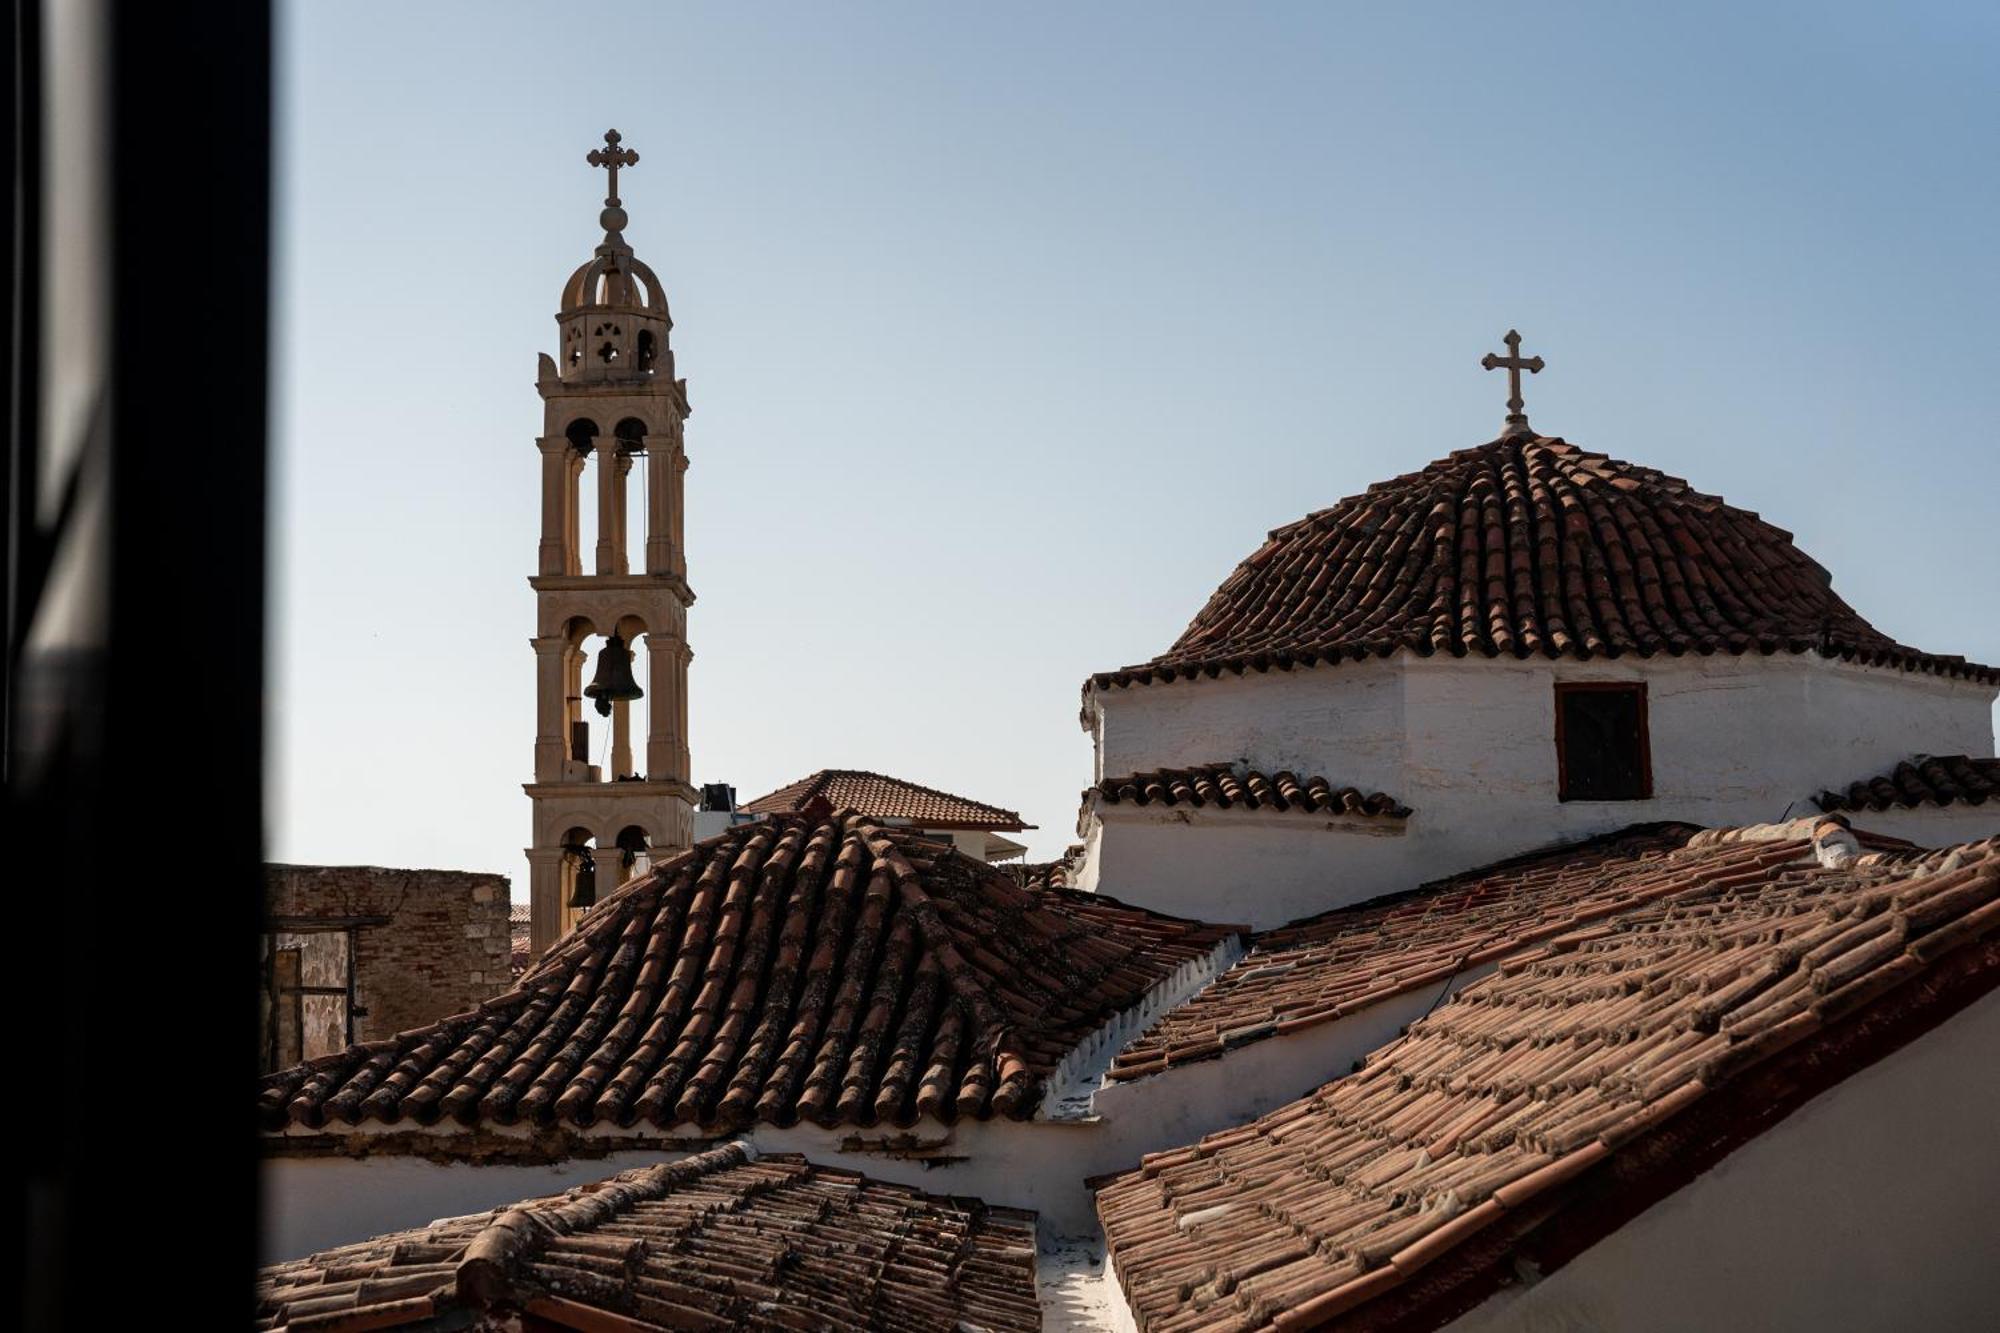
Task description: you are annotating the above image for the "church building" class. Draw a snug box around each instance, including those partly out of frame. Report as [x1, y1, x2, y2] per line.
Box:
[252, 138, 2000, 1333]
[1073, 334, 1999, 926]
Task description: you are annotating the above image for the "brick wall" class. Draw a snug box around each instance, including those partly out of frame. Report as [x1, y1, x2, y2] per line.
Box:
[265, 865, 512, 1042]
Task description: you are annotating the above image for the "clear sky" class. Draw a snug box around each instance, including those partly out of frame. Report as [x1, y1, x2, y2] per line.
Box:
[271, 2, 2000, 882]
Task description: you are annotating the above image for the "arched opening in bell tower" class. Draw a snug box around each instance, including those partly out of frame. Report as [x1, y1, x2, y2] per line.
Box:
[557, 827, 599, 938]
[615, 418, 649, 575]
[562, 418, 601, 576]
[614, 824, 653, 883]
[559, 613, 655, 785]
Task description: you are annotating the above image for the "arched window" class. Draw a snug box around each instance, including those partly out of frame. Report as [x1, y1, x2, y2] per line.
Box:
[615, 825, 652, 880]
[636, 330, 657, 372]
[564, 418, 600, 454]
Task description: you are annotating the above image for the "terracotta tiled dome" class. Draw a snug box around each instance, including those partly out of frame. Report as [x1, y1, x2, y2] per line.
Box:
[1093, 434, 1996, 689]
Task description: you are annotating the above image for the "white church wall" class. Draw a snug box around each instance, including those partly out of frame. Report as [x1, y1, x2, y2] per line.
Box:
[1440, 987, 2000, 1333]
[1089, 663, 1407, 791]
[1082, 651, 1995, 926]
[1084, 807, 1415, 929]
[1398, 651, 1993, 877]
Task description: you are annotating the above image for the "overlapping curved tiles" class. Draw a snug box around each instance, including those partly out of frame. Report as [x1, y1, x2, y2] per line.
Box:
[1107, 825, 1710, 1080]
[741, 768, 1029, 830]
[1816, 753, 2000, 813]
[1012, 849, 1082, 892]
[260, 814, 1232, 1134]
[1094, 765, 1409, 820]
[1096, 837, 2000, 1332]
[256, 1144, 1042, 1332]
[1091, 435, 1996, 688]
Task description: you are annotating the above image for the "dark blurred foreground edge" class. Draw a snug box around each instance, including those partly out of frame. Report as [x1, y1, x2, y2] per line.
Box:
[8, 1, 271, 1326]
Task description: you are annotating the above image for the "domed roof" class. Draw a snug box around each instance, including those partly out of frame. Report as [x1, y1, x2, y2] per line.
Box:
[1092, 433, 1996, 689]
[561, 243, 669, 316]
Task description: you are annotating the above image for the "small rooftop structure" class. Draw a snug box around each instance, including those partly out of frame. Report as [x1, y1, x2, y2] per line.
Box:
[742, 768, 1035, 861]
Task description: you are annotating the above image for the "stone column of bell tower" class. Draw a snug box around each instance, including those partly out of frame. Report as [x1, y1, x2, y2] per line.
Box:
[523, 130, 697, 960]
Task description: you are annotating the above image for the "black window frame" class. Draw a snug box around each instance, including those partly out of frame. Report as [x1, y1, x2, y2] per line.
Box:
[1554, 681, 1653, 802]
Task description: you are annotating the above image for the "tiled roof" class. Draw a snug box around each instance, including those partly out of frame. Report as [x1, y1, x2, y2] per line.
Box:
[1094, 765, 1409, 820]
[1090, 435, 1998, 689]
[508, 902, 531, 979]
[1110, 824, 1737, 1080]
[1098, 834, 2000, 1332]
[256, 1143, 1042, 1331]
[1815, 753, 2000, 813]
[1013, 846, 1083, 892]
[260, 814, 1232, 1135]
[742, 768, 1031, 830]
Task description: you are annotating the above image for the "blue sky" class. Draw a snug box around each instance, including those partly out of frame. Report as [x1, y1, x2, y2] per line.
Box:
[271, 3, 2000, 879]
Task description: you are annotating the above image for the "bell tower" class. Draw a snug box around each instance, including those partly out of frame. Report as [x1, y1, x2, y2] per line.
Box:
[523, 130, 696, 959]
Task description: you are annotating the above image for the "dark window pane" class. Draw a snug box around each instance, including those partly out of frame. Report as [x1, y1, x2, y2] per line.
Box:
[1559, 687, 1648, 800]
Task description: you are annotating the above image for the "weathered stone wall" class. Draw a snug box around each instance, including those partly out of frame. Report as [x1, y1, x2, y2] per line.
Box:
[265, 865, 511, 1041]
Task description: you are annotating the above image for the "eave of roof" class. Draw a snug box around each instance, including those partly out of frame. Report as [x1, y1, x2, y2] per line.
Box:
[1091, 765, 1410, 821]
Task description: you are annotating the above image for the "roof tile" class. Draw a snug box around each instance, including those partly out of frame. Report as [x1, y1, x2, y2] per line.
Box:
[256, 1144, 1042, 1331]
[1815, 754, 2000, 813]
[1097, 836, 2000, 1331]
[1107, 825, 1714, 1080]
[1090, 435, 1996, 690]
[1093, 764, 1409, 819]
[741, 769, 1030, 830]
[261, 814, 1231, 1135]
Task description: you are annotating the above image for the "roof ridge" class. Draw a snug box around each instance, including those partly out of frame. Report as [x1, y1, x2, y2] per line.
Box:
[458, 1142, 751, 1307]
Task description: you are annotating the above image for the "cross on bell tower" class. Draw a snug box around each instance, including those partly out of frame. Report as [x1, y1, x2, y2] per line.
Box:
[522, 130, 698, 961]
[1480, 330, 1545, 438]
[586, 129, 639, 207]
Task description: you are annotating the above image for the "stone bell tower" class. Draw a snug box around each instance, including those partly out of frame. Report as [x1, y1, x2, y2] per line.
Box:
[523, 130, 696, 959]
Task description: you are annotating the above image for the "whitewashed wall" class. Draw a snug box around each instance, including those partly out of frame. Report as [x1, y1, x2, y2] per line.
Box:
[1442, 988, 2000, 1333]
[1077, 808, 1413, 929]
[1082, 651, 1996, 925]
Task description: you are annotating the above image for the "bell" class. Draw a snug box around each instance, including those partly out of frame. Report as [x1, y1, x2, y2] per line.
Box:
[567, 851, 597, 909]
[582, 632, 644, 717]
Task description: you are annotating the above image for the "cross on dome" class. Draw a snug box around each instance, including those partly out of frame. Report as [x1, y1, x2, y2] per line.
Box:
[1480, 329, 1545, 437]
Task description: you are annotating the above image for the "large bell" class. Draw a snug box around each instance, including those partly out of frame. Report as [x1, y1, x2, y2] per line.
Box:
[567, 850, 597, 909]
[582, 632, 644, 717]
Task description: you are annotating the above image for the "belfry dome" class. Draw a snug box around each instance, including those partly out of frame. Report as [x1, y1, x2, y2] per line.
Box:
[561, 244, 669, 316]
[1093, 433, 1997, 689]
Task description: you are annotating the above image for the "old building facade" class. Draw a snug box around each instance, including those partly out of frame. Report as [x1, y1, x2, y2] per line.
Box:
[261, 864, 510, 1070]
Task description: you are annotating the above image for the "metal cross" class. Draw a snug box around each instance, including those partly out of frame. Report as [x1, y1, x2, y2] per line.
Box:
[1480, 329, 1544, 435]
[586, 129, 640, 206]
